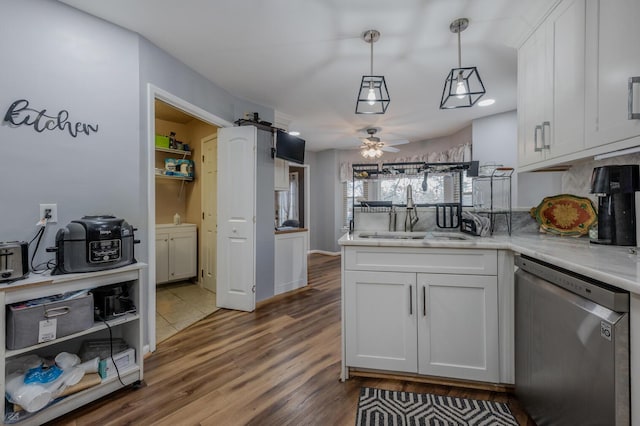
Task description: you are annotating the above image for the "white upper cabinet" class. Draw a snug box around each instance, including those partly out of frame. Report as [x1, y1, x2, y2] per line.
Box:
[585, 0, 640, 149]
[546, 0, 585, 159]
[518, 0, 586, 167]
[518, 24, 548, 166]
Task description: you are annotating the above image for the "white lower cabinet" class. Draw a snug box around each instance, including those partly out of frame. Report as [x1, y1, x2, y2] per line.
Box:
[417, 273, 498, 382]
[343, 246, 500, 384]
[345, 271, 418, 373]
[274, 231, 308, 295]
[156, 224, 197, 284]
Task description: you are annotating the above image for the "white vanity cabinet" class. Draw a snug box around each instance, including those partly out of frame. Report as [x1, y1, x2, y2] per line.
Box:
[0, 264, 145, 426]
[342, 246, 500, 383]
[155, 224, 197, 284]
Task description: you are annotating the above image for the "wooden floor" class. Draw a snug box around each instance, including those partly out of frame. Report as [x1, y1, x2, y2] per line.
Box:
[48, 254, 535, 426]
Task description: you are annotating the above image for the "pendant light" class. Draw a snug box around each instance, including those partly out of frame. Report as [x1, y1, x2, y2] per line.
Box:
[440, 18, 485, 109]
[356, 30, 390, 114]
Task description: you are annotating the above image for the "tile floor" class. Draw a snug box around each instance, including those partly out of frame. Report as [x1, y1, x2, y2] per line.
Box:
[156, 281, 219, 343]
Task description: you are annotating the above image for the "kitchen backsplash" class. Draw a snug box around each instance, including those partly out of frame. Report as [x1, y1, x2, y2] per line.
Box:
[562, 153, 640, 202]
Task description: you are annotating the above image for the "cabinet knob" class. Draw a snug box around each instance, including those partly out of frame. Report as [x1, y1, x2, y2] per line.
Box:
[232, 228, 237, 233]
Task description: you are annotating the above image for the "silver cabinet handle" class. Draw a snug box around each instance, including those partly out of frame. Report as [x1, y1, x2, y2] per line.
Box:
[629, 77, 640, 120]
[534, 125, 543, 152]
[409, 286, 413, 316]
[422, 285, 426, 317]
[542, 121, 551, 149]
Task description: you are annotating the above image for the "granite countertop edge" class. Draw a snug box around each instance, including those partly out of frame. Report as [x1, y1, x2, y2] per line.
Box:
[339, 232, 640, 294]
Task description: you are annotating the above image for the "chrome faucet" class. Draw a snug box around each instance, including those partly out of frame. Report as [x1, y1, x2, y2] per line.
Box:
[388, 206, 397, 231]
[404, 184, 419, 231]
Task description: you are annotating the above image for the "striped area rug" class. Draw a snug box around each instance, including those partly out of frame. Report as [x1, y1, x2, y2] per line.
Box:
[356, 387, 519, 426]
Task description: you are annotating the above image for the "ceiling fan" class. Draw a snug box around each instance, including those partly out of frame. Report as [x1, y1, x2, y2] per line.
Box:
[359, 128, 409, 158]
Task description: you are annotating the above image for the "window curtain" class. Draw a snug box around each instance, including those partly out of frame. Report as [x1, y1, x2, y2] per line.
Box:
[276, 172, 299, 226]
[339, 142, 472, 182]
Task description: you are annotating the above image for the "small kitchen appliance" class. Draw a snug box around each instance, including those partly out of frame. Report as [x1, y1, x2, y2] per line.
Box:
[50, 215, 138, 275]
[0, 241, 29, 282]
[590, 165, 640, 246]
[92, 282, 136, 320]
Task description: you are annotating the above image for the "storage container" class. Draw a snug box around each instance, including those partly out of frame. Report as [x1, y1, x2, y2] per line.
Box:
[6, 292, 94, 350]
[155, 135, 170, 148]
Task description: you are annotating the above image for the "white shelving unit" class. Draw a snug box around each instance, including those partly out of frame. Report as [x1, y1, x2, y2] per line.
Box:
[0, 263, 146, 426]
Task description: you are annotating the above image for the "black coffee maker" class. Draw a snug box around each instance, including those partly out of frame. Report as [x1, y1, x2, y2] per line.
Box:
[590, 165, 639, 246]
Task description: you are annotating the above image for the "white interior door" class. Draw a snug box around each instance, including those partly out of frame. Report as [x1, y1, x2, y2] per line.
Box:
[201, 133, 218, 293]
[217, 126, 256, 311]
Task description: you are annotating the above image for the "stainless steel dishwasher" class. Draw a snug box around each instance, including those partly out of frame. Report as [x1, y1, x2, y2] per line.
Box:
[515, 254, 630, 426]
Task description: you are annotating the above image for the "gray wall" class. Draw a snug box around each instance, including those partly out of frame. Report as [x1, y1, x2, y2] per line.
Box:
[1, 0, 141, 265]
[255, 129, 275, 302]
[472, 110, 562, 209]
[309, 150, 341, 252]
[2, 0, 273, 346]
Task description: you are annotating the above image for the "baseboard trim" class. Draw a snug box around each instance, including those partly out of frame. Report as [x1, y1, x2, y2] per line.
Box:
[348, 368, 514, 393]
[308, 250, 340, 256]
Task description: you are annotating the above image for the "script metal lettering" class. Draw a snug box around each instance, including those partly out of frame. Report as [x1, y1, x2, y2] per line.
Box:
[3, 99, 99, 137]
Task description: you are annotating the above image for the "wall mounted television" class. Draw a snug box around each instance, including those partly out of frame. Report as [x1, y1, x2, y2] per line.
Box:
[275, 130, 305, 164]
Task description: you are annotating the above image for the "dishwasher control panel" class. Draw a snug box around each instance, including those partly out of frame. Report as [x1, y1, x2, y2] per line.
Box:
[515, 255, 629, 313]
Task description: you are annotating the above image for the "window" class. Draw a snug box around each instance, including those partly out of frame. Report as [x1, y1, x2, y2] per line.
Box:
[377, 171, 473, 206]
[343, 180, 368, 227]
[342, 170, 473, 228]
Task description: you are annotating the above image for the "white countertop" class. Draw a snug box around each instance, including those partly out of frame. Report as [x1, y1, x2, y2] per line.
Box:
[339, 231, 640, 294]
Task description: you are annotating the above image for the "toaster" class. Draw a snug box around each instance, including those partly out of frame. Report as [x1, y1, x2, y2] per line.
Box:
[0, 241, 29, 282]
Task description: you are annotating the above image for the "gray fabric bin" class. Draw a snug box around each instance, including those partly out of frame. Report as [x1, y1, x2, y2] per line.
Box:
[6, 292, 94, 350]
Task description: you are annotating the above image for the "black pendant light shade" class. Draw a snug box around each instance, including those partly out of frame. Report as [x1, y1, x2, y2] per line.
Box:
[440, 66, 485, 109]
[440, 18, 486, 109]
[356, 30, 390, 114]
[356, 75, 390, 114]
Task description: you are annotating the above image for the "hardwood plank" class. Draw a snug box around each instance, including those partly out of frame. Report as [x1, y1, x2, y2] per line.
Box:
[46, 254, 535, 426]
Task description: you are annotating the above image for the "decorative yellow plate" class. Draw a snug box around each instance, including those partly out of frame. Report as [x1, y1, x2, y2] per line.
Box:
[532, 194, 597, 236]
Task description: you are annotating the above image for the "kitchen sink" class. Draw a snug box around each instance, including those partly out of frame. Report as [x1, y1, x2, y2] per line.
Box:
[357, 231, 473, 241]
[425, 232, 472, 240]
[358, 232, 427, 240]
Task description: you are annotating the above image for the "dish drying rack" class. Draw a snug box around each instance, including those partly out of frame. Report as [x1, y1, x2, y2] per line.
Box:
[350, 161, 479, 232]
[471, 167, 514, 235]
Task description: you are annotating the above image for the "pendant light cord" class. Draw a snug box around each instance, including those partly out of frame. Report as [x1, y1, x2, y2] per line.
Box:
[370, 36, 374, 76]
[457, 23, 462, 68]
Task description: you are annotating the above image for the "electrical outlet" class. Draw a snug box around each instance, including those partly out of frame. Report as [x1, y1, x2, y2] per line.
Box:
[40, 203, 58, 223]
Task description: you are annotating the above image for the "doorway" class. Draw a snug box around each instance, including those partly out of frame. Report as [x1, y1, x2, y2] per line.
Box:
[147, 85, 233, 351]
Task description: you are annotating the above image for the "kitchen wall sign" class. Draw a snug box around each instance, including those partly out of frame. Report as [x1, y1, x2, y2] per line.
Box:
[3, 99, 99, 137]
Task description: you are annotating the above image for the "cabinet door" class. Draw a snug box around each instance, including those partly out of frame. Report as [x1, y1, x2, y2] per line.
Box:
[344, 271, 417, 373]
[274, 232, 308, 295]
[585, 0, 640, 148]
[169, 230, 197, 281]
[274, 158, 289, 191]
[547, 0, 585, 158]
[417, 273, 499, 382]
[155, 232, 169, 284]
[518, 25, 547, 166]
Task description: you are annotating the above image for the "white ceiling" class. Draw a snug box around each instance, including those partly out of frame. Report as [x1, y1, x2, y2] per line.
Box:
[58, 0, 556, 152]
